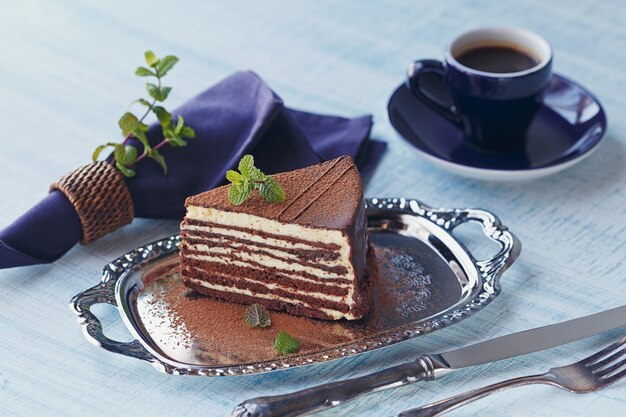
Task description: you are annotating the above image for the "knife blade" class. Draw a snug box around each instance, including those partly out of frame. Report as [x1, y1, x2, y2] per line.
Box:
[232, 305, 626, 417]
[436, 304, 626, 369]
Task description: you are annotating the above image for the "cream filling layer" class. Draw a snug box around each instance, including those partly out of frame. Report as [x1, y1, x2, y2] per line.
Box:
[185, 278, 356, 320]
[186, 240, 344, 270]
[186, 267, 348, 303]
[183, 250, 346, 280]
[183, 224, 326, 251]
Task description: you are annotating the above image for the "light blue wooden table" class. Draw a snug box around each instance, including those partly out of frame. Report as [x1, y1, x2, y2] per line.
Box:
[1, 1, 625, 416]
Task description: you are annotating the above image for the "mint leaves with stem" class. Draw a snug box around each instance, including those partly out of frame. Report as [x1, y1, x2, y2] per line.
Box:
[274, 331, 300, 355]
[92, 50, 196, 177]
[226, 155, 286, 205]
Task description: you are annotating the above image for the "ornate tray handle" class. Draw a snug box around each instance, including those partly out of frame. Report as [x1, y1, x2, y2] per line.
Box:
[434, 206, 521, 285]
[70, 266, 158, 364]
[372, 198, 521, 288]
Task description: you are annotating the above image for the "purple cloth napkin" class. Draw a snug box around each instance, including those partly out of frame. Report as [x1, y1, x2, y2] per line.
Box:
[0, 71, 386, 269]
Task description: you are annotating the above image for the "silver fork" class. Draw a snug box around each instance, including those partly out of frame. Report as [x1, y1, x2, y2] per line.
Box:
[398, 336, 626, 417]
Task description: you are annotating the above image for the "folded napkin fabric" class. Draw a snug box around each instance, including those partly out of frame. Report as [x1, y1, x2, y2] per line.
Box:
[0, 71, 386, 269]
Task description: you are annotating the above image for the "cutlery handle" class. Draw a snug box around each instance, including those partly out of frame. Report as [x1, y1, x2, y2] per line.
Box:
[397, 374, 549, 417]
[232, 355, 439, 417]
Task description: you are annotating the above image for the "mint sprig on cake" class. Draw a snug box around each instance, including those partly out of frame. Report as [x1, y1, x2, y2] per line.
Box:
[226, 155, 286, 205]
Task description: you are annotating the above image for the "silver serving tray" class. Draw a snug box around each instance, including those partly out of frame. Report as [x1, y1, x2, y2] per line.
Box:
[70, 198, 520, 376]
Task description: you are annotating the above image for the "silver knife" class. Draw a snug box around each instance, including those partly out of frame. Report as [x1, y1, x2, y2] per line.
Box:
[232, 305, 626, 417]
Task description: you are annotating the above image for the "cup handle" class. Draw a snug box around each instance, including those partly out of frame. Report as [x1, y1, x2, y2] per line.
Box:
[406, 59, 461, 126]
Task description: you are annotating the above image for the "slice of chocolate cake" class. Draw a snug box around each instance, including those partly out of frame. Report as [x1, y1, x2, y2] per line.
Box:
[179, 156, 374, 320]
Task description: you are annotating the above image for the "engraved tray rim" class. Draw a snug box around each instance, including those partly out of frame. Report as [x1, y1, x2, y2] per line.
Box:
[70, 198, 521, 376]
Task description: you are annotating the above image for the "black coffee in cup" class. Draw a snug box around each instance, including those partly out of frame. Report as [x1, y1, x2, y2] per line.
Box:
[455, 45, 539, 73]
[406, 27, 553, 151]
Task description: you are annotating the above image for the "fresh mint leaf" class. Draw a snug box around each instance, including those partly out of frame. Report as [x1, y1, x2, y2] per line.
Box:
[146, 83, 161, 101]
[119, 112, 140, 136]
[122, 145, 138, 165]
[227, 183, 243, 205]
[115, 161, 136, 177]
[181, 126, 196, 138]
[135, 98, 151, 107]
[112, 143, 125, 162]
[135, 66, 155, 77]
[132, 128, 151, 154]
[146, 84, 172, 102]
[112, 144, 137, 167]
[248, 165, 265, 182]
[153, 106, 172, 126]
[155, 55, 179, 76]
[159, 86, 172, 101]
[174, 115, 184, 135]
[148, 148, 167, 174]
[144, 50, 158, 67]
[244, 303, 272, 328]
[119, 112, 150, 152]
[238, 155, 254, 178]
[226, 170, 243, 184]
[167, 134, 187, 147]
[228, 180, 253, 205]
[259, 176, 286, 204]
[274, 331, 300, 355]
[92, 143, 113, 161]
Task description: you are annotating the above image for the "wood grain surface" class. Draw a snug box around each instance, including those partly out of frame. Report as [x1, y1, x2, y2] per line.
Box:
[0, 1, 625, 416]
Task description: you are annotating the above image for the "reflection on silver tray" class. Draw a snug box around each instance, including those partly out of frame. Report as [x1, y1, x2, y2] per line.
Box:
[70, 198, 520, 376]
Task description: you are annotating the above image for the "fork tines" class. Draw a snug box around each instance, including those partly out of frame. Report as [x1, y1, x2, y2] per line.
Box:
[585, 336, 626, 383]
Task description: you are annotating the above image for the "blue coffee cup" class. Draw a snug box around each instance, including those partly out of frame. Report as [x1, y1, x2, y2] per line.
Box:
[406, 27, 553, 151]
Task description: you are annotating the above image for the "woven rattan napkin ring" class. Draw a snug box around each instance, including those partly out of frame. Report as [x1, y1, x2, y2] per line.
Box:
[50, 161, 135, 244]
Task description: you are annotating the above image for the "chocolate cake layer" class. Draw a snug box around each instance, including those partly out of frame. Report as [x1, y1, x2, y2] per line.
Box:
[182, 243, 349, 274]
[182, 265, 350, 296]
[179, 156, 372, 320]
